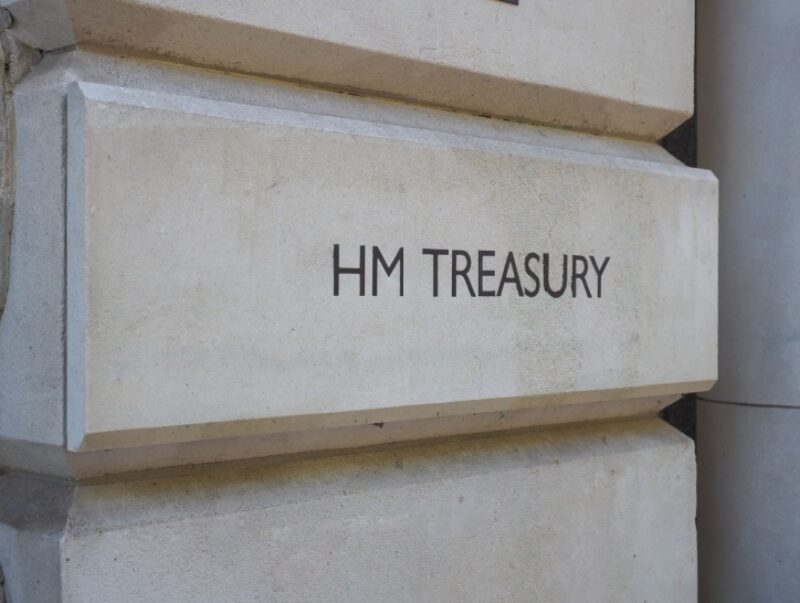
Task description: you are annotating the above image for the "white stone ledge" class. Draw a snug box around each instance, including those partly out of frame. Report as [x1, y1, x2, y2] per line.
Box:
[1, 395, 671, 478]
[2, 0, 694, 139]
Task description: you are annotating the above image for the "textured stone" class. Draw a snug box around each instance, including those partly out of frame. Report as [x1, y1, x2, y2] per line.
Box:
[0, 2, 707, 599]
[0, 418, 697, 602]
[62, 78, 716, 452]
[0, 472, 71, 603]
[0, 51, 716, 474]
[0, 44, 66, 446]
[2, 0, 694, 139]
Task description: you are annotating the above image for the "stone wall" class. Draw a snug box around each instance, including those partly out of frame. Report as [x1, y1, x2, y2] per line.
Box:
[0, 2, 715, 600]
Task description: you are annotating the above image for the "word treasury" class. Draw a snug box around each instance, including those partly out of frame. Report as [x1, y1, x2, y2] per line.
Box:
[333, 245, 611, 299]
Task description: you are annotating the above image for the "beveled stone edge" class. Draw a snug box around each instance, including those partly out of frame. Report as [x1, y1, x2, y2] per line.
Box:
[2, 393, 694, 479]
[67, 382, 712, 453]
[2, 0, 693, 140]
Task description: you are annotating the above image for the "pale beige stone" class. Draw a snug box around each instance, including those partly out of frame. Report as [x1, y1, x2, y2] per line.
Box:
[0, 52, 716, 475]
[2, 0, 695, 139]
[63, 78, 716, 453]
[0, 419, 698, 602]
[0, 50, 678, 454]
[0, 6, 705, 601]
[0, 394, 674, 478]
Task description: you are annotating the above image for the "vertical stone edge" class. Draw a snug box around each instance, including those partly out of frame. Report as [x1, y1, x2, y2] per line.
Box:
[65, 82, 86, 452]
[0, 36, 69, 450]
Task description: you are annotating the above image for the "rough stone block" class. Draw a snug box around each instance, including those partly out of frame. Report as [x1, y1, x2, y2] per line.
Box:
[2, 0, 695, 138]
[0, 419, 698, 602]
[62, 80, 716, 452]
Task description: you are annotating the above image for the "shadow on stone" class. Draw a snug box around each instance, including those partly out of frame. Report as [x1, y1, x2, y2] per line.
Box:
[660, 394, 697, 440]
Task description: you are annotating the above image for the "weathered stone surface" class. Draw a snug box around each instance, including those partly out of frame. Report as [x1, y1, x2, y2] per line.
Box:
[0, 49, 675, 457]
[0, 46, 66, 447]
[0, 472, 71, 603]
[1, 0, 695, 139]
[0, 395, 675, 478]
[0, 2, 706, 598]
[0, 52, 716, 473]
[0, 419, 697, 602]
[62, 78, 716, 452]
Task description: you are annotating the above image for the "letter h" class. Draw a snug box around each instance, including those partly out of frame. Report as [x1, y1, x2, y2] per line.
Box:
[333, 244, 366, 296]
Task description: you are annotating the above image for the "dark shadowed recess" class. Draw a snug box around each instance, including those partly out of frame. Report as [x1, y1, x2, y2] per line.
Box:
[658, 113, 698, 440]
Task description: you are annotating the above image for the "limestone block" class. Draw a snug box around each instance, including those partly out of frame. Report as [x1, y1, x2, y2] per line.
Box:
[0, 419, 698, 602]
[62, 77, 716, 453]
[0, 49, 676, 456]
[1, 0, 695, 139]
[0, 52, 717, 474]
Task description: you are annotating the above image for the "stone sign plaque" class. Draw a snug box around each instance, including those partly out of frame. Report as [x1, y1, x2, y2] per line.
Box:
[65, 82, 717, 451]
